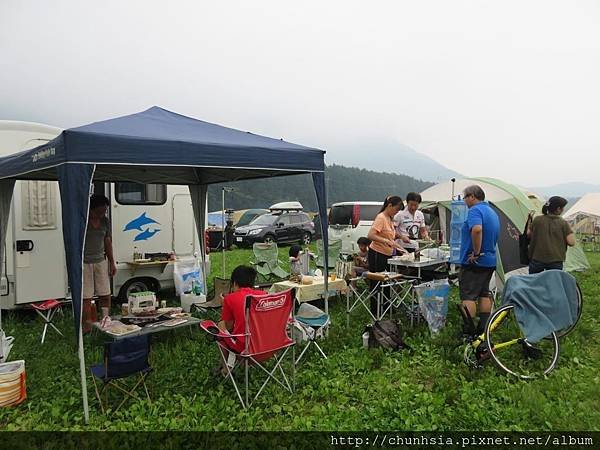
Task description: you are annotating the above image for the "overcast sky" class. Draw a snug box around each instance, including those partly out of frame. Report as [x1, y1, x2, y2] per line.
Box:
[1, 0, 599, 186]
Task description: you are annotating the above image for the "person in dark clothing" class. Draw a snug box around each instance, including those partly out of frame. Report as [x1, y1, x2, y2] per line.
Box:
[527, 196, 576, 274]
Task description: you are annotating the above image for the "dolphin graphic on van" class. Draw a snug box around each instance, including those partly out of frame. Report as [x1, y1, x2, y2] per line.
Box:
[123, 212, 160, 232]
[134, 228, 161, 241]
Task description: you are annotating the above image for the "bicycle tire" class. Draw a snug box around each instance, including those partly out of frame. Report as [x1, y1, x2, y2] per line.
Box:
[486, 304, 560, 379]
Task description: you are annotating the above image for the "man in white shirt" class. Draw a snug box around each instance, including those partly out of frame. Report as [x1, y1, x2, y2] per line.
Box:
[394, 192, 430, 252]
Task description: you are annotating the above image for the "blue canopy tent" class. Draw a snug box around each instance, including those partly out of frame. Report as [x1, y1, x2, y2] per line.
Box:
[0, 106, 329, 422]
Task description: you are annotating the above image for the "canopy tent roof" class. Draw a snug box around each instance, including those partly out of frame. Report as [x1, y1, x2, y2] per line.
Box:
[0, 107, 329, 423]
[563, 193, 600, 221]
[0, 106, 325, 184]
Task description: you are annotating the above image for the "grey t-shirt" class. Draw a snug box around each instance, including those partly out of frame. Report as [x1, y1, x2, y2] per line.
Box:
[84, 217, 111, 264]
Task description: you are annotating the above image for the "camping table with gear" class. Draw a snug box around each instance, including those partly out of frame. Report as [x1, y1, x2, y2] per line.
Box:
[387, 252, 449, 280]
[270, 275, 347, 315]
[93, 291, 200, 340]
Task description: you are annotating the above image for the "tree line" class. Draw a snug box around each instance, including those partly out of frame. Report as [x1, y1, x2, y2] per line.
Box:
[207, 164, 433, 211]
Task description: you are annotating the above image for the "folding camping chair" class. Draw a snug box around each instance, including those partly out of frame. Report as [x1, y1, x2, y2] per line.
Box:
[90, 335, 152, 414]
[200, 289, 295, 409]
[294, 302, 330, 365]
[192, 277, 231, 315]
[31, 299, 64, 344]
[250, 242, 288, 282]
[316, 239, 342, 270]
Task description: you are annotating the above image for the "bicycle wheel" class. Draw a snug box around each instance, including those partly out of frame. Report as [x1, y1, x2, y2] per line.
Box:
[486, 304, 560, 379]
[553, 282, 583, 339]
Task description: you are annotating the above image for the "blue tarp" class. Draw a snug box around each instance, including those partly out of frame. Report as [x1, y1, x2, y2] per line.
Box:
[502, 270, 579, 343]
[0, 106, 329, 422]
[207, 211, 226, 228]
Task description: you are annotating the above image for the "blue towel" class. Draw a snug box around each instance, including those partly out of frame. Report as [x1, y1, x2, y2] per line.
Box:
[502, 270, 579, 343]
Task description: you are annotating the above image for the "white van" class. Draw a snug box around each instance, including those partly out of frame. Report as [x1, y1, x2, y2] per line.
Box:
[0, 121, 204, 309]
[327, 201, 383, 254]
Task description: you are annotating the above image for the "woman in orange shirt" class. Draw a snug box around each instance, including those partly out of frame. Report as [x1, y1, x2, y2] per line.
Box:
[367, 196, 406, 315]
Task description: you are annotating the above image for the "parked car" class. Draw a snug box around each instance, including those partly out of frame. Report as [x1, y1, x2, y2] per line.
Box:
[328, 201, 383, 254]
[235, 209, 269, 228]
[234, 210, 315, 246]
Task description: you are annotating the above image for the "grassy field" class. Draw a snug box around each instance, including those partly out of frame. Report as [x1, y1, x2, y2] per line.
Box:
[1, 248, 599, 431]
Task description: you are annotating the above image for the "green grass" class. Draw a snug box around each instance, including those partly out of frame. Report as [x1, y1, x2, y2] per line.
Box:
[1, 248, 599, 431]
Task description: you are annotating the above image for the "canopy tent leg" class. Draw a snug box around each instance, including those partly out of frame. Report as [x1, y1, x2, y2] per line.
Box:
[311, 172, 329, 314]
[57, 163, 95, 424]
[77, 325, 89, 423]
[189, 184, 209, 293]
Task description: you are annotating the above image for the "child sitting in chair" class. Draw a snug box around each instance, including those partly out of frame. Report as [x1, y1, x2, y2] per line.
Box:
[353, 237, 370, 277]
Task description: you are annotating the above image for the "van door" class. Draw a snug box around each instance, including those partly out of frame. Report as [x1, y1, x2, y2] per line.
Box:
[13, 180, 68, 304]
[172, 194, 195, 256]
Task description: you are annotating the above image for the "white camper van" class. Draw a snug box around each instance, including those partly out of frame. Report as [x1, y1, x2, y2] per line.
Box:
[0, 121, 203, 309]
[327, 201, 383, 254]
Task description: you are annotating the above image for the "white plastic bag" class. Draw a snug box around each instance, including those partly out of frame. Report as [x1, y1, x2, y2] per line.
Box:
[173, 259, 203, 295]
[0, 330, 14, 364]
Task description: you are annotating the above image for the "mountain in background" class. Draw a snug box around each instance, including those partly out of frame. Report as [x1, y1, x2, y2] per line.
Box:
[324, 137, 462, 183]
[208, 164, 433, 211]
[529, 182, 600, 198]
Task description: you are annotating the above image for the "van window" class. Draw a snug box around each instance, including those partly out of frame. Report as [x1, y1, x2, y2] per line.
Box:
[329, 204, 381, 226]
[359, 205, 381, 221]
[329, 205, 353, 226]
[116, 183, 166, 205]
[21, 180, 57, 230]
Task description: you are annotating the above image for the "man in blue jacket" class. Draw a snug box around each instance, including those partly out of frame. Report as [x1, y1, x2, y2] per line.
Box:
[459, 185, 500, 334]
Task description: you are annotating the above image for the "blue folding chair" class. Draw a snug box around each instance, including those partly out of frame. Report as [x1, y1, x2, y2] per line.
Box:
[90, 335, 152, 414]
[294, 303, 330, 365]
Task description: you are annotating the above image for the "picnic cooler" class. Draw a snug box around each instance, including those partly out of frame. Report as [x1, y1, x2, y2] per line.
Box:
[414, 279, 450, 334]
[0, 360, 26, 407]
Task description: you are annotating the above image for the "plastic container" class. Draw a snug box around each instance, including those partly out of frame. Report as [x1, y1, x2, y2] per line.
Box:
[180, 293, 206, 313]
[0, 360, 26, 407]
[362, 332, 370, 348]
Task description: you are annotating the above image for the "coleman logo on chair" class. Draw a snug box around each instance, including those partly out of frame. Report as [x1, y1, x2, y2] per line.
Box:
[256, 295, 286, 311]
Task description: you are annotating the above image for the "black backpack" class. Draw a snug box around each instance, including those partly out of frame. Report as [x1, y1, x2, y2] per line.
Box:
[369, 320, 410, 351]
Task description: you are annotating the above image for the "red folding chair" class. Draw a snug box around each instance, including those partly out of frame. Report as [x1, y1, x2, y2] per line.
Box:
[30, 299, 64, 344]
[200, 289, 295, 409]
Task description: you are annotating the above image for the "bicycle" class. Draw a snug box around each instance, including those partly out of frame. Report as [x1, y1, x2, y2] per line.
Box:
[460, 304, 560, 379]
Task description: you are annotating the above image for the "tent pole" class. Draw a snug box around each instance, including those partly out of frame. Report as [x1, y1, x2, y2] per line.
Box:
[78, 325, 89, 423]
[221, 188, 225, 278]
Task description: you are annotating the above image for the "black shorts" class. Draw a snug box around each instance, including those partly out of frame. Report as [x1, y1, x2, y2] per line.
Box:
[459, 266, 494, 301]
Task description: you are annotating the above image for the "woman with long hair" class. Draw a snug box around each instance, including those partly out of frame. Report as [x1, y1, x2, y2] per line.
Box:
[366, 196, 407, 315]
[527, 196, 576, 274]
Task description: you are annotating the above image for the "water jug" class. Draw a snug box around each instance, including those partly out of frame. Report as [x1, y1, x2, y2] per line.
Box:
[449, 200, 468, 264]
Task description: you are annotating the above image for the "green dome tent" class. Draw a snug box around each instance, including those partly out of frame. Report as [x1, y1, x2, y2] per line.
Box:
[421, 177, 589, 286]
